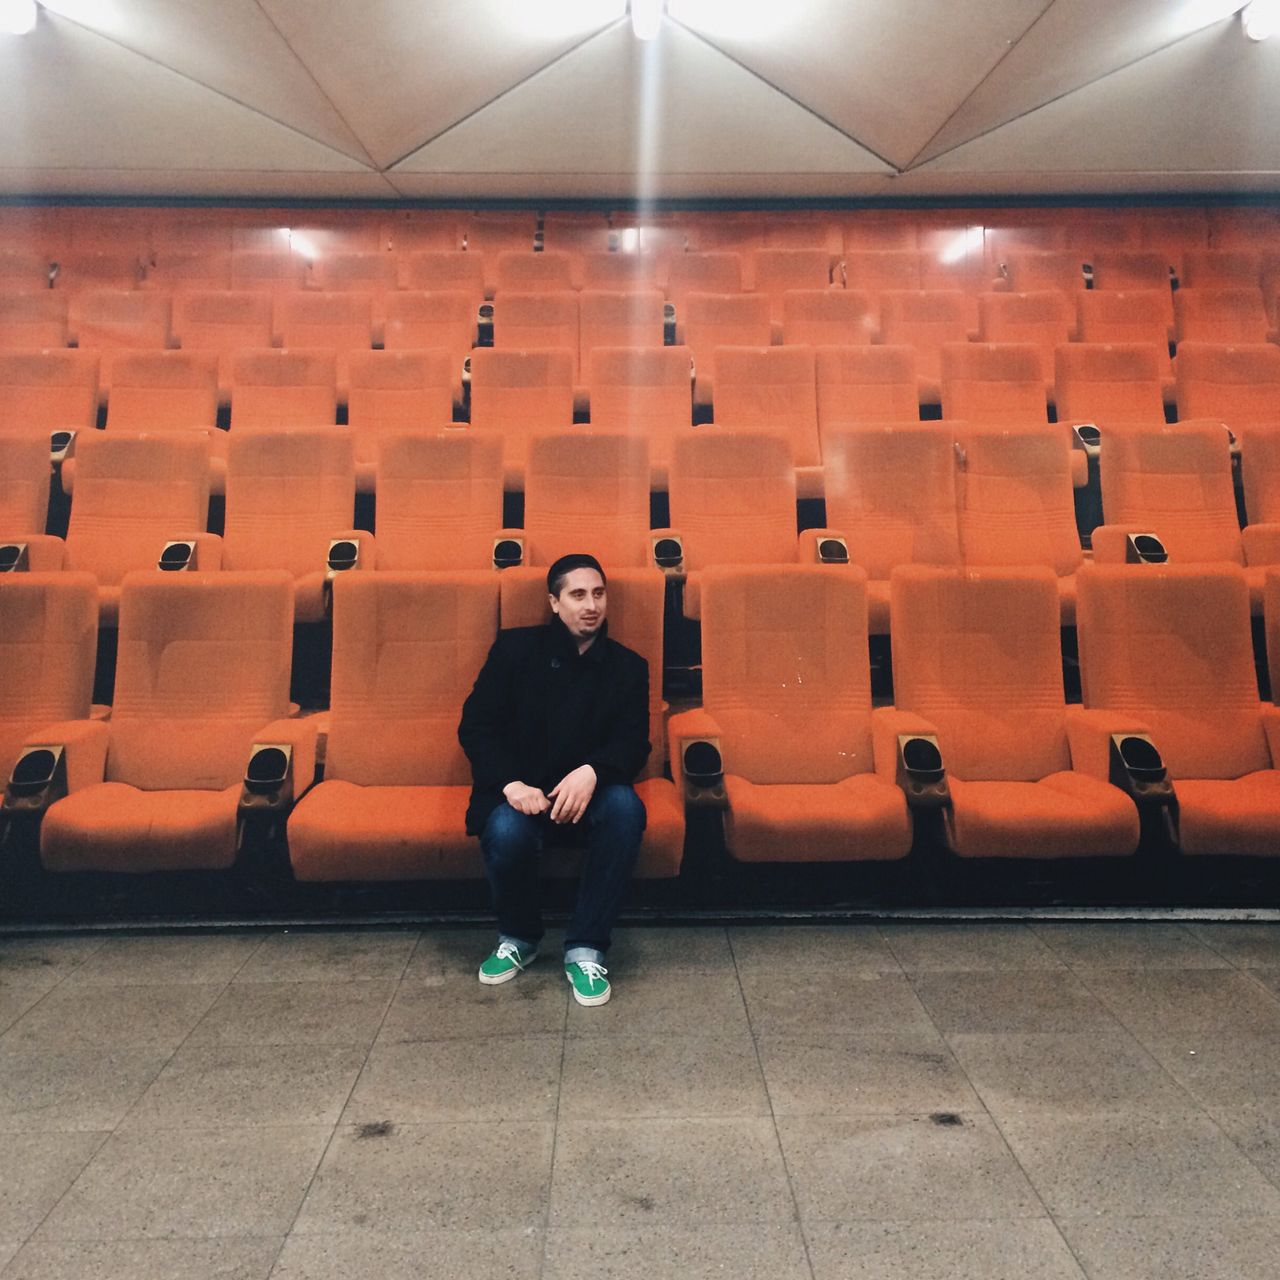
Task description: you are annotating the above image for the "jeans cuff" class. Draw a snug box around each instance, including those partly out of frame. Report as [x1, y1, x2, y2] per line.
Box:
[499, 933, 539, 954]
[564, 945, 605, 967]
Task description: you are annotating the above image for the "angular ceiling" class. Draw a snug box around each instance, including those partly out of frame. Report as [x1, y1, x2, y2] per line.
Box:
[0, 0, 1277, 200]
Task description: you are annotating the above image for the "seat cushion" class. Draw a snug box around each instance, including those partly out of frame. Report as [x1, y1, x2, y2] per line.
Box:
[724, 773, 910, 862]
[948, 771, 1139, 859]
[1176, 771, 1280, 856]
[288, 780, 477, 880]
[41, 782, 240, 872]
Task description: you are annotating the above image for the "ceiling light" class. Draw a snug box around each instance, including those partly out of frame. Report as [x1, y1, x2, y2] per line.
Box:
[1173, 0, 1249, 36]
[630, 0, 664, 40]
[0, 0, 37, 35]
[1243, 0, 1280, 39]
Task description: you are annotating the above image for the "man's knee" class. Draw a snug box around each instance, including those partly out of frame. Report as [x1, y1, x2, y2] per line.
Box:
[481, 804, 542, 865]
[589, 784, 647, 833]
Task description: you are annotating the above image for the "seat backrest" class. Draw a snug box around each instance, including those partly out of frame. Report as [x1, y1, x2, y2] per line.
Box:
[523, 430, 651, 568]
[374, 430, 504, 572]
[956, 425, 1082, 577]
[841, 251, 922, 298]
[386, 213, 461, 252]
[107, 570, 293, 789]
[398, 251, 486, 305]
[879, 291, 971, 380]
[940, 342, 1047, 423]
[173, 290, 273, 354]
[1239, 423, 1280, 525]
[1054, 342, 1167, 427]
[464, 214, 536, 256]
[230, 349, 337, 429]
[1001, 251, 1086, 296]
[711, 345, 820, 470]
[1091, 250, 1172, 293]
[229, 250, 307, 295]
[977, 290, 1073, 383]
[0, 432, 53, 535]
[494, 250, 574, 294]
[1175, 341, 1280, 428]
[1173, 288, 1271, 346]
[0, 292, 68, 348]
[699, 564, 875, 783]
[55, 251, 143, 293]
[1099, 423, 1243, 565]
[680, 292, 772, 372]
[310, 251, 398, 294]
[346, 349, 453, 472]
[890, 565, 1070, 781]
[585, 345, 692, 477]
[275, 291, 374, 354]
[579, 290, 665, 365]
[492, 291, 580, 376]
[73, 290, 171, 351]
[815, 345, 919, 434]
[382, 290, 475, 382]
[325, 571, 498, 786]
[751, 249, 831, 320]
[822, 425, 961, 579]
[669, 430, 798, 571]
[666, 252, 743, 307]
[781, 289, 874, 347]
[0, 248, 54, 291]
[0, 349, 99, 432]
[467, 348, 575, 473]
[65, 432, 211, 585]
[1077, 564, 1269, 779]
[1179, 250, 1262, 289]
[105, 351, 219, 431]
[146, 251, 233, 293]
[1077, 290, 1173, 370]
[580, 251, 659, 291]
[0, 572, 98, 780]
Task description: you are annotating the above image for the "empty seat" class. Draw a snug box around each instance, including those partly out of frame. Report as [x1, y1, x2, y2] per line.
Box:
[586, 345, 693, 488]
[1091, 251, 1174, 332]
[977, 291, 1073, 394]
[63, 432, 215, 624]
[1077, 289, 1175, 398]
[145, 251, 233, 294]
[0, 433, 61, 570]
[679, 292, 771, 406]
[879, 291, 971, 404]
[1173, 288, 1271, 347]
[0, 349, 100, 436]
[840, 252, 922, 316]
[940, 342, 1048, 424]
[579, 290, 665, 371]
[399, 251, 487, 308]
[229, 251, 307, 321]
[467, 348, 575, 487]
[54, 251, 143, 296]
[0, 572, 97, 784]
[1077, 563, 1280, 856]
[382, 290, 475, 400]
[373, 431, 505, 572]
[750, 249, 832, 324]
[309, 250, 398, 299]
[286, 572, 498, 880]
[172, 291, 273, 398]
[491, 291, 580, 378]
[1179, 250, 1263, 289]
[580, 251, 659, 292]
[464, 213, 536, 257]
[999, 251, 1086, 300]
[956, 425, 1084, 622]
[493, 250, 574, 295]
[822, 424, 962, 633]
[230, 349, 337, 431]
[1175, 342, 1280, 431]
[888, 565, 1139, 859]
[669, 564, 911, 862]
[815, 346, 920, 443]
[0, 248, 54, 292]
[73, 291, 172, 391]
[222, 428, 365, 624]
[1055, 343, 1167, 430]
[386, 212, 462, 253]
[275, 292, 374, 396]
[710, 345, 823, 496]
[346, 349, 454, 493]
[781, 289, 875, 347]
[38, 570, 309, 872]
[666, 252, 743, 313]
[0, 292, 69, 349]
[540, 214, 613, 258]
[105, 351, 220, 434]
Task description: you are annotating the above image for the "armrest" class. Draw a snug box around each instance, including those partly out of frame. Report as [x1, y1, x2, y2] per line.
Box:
[649, 528, 685, 578]
[1065, 706, 1172, 809]
[1066, 420, 1101, 458]
[1090, 526, 1168, 565]
[870, 706, 949, 807]
[1243, 522, 1280, 567]
[1064, 707, 1152, 782]
[327, 529, 376, 575]
[0, 536, 65, 573]
[239, 716, 320, 819]
[668, 707, 727, 808]
[5, 720, 110, 821]
[158, 532, 223, 572]
[798, 528, 850, 564]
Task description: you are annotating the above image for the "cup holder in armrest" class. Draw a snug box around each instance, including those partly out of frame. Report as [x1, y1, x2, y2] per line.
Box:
[896, 733, 950, 809]
[1109, 732, 1175, 802]
[652, 535, 684, 572]
[493, 537, 523, 570]
[240, 742, 294, 813]
[158, 540, 195, 572]
[3, 744, 67, 814]
[1073, 423, 1101, 452]
[327, 539, 360, 574]
[49, 429, 76, 462]
[0, 543, 30, 573]
[681, 738, 726, 807]
[816, 537, 849, 564]
[1125, 533, 1167, 564]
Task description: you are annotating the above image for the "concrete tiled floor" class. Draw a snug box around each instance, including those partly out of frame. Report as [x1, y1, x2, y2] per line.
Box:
[1, 919, 1279, 1278]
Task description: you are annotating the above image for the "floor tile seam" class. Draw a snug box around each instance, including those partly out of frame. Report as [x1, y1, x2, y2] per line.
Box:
[537, 962, 572, 1280]
[726, 928, 820, 1280]
[7, 1126, 116, 1260]
[264, 956, 408, 1278]
[0, 940, 115, 1040]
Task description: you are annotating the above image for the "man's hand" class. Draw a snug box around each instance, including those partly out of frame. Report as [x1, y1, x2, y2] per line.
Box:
[503, 781, 550, 816]
[548, 764, 597, 824]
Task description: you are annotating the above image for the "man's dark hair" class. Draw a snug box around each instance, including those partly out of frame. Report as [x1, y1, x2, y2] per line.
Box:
[547, 553, 607, 597]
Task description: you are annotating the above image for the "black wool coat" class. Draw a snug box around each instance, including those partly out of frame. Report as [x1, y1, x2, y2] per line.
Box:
[457, 617, 651, 836]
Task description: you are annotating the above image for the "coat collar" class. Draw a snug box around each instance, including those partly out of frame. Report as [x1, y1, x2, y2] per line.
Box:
[550, 613, 609, 664]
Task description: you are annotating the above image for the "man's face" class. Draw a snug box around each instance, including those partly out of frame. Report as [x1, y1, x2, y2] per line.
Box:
[550, 567, 606, 643]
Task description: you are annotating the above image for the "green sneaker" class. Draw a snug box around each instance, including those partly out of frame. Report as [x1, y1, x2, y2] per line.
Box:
[478, 940, 537, 985]
[565, 960, 611, 1006]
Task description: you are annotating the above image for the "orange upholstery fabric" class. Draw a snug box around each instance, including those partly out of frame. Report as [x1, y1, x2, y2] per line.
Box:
[1055, 343, 1167, 428]
[1240, 424, 1280, 524]
[230, 349, 337, 430]
[1174, 288, 1271, 346]
[879, 291, 970, 401]
[1175, 342, 1280, 429]
[841, 251, 922, 308]
[494, 250, 574, 294]
[580, 251, 659, 291]
[666, 252, 743, 310]
[579, 291, 665, 368]
[977, 290, 1073, 390]
[750, 248, 831, 322]
[492, 291, 580, 378]
[146, 251, 232, 293]
[940, 343, 1048, 424]
[815, 345, 919, 439]
[1091, 251, 1174, 331]
[679, 292, 771, 404]
[1077, 291, 1174, 386]
[73, 289, 170, 355]
[172, 291, 273, 393]
[1000, 251, 1086, 298]
[0, 432, 54, 536]
[781, 290, 875, 347]
[398, 251, 486, 307]
[105, 351, 219, 433]
[1180, 251, 1262, 289]
[467, 348, 575, 487]
[0, 292, 67, 348]
[275, 291, 374, 390]
[382, 290, 475, 397]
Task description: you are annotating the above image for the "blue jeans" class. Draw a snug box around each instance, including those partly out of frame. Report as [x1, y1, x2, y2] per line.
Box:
[480, 783, 647, 963]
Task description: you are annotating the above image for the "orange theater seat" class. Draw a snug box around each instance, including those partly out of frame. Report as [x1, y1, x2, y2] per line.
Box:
[999, 251, 1086, 302]
[494, 250, 574, 295]
[669, 564, 912, 862]
[105, 351, 219, 433]
[781, 289, 875, 348]
[586, 345, 693, 488]
[977, 290, 1074, 396]
[309, 250, 398, 312]
[145, 250, 232, 294]
[286, 572, 498, 880]
[229, 250, 307, 321]
[1175, 342, 1280, 432]
[940, 342, 1048, 425]
[0, 572, 97, 784]
[879, 291, 971, 404]
[386, 211, 462, 253]
[821, 424, 962, 634]
[0, 292, 69, 349]
[1090, 251, 1174, 333]
[580, 251, 660, 292]
[0, 349, 99, 436]
[63, 432, 215, 625]
[840, 251, 922, 319]
[579, 290, 665, 374]
[840, 216, 917, 252]
[711, 345, 823, 497]
[1077, 289, 1175, 400]
[750, 248, 832, 325]
[955, 425, 1084, 623]
[680, 292, 771, 406]
[0, 248, 55, 292]
[888, 565, 1139, 859]
[467, 348, 575, 488]
[1078, 564, 1280, 856]
[373, 430, 505, 572]
[815, 346, 920, 446]
[172, 291, 273, 399]
[1055, 343, 1167, 430]
[1179, 250, 1263, 289]
[491, 291, 580, 378]
[382, 290, 476, 400]
[54, 251, 143, 299]
[1239, 423, 1280, 527]
[39, 570, 312, 873]
[1173, 288, 1272, 347]
[222, 428, 367, 624]
[665, 252, 743, 313]
[399, 251, 487, 309]
[73, 291, 172, 392]
[230, 349, 337, 431]
[346, 349, 454, 493]
[0, 433, 62, 570]
[275, 291, 374, 397]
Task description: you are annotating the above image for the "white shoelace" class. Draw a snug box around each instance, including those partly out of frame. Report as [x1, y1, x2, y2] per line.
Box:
[577, 961, 608, 985]
[496, 941, 525, 965]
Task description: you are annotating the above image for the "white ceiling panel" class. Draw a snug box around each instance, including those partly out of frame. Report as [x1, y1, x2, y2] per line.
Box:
[257, 0, 628, 170]
[668, 0, 1051, 169]
[393, 21, 892, 177]
[0, 170, 401, 198]
[917, 1, 1248, 164]
[36, 1, 374, 164]
[0, 17, 374, 175]
[919, 20, 1280, 175]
